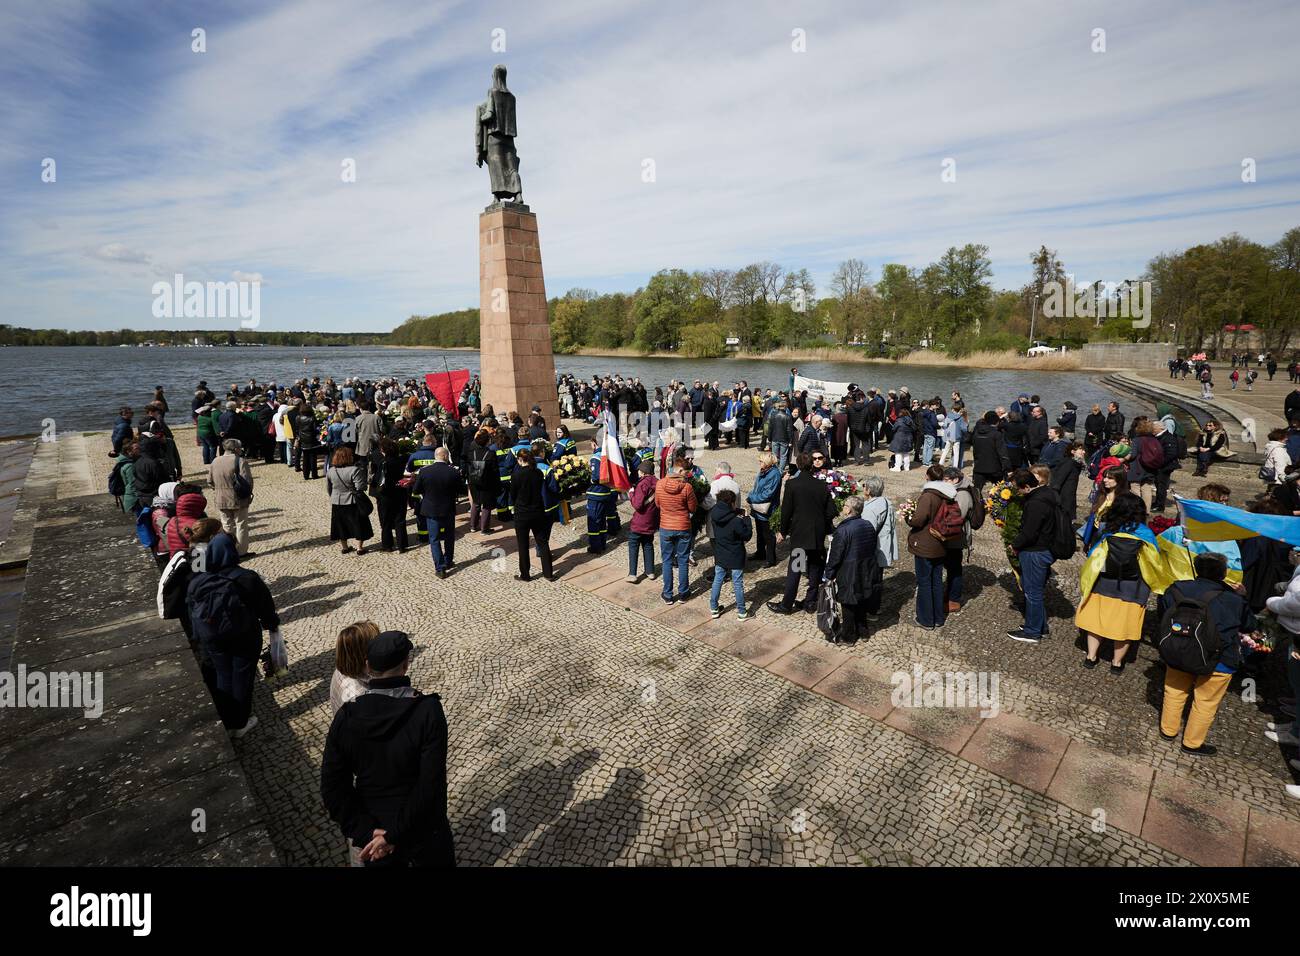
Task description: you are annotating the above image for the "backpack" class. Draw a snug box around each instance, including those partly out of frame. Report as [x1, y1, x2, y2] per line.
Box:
[1049, 504, 1076, 560]
[232, 456, 253, 500]
[135, 507, 158, 548]
[966, 489, 987, 530]
[1156, 585, 1225, 675]
[1200, 368, 1211, 382]
[1259, 462, 1276, 482]
[928, 498, 965, 542]
[1174, 433, 1189, 460]
[816, 580, 846, 643]
[1138, 436, 1165, 471]
[188, 568, 257, 646]
[108, 460, 127, 499]
[467, 452, 488, 482]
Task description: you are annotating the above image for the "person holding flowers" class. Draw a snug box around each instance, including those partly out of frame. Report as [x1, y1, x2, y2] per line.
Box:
[905, 464, 961, 629]
[1007, 468, 1061, 643]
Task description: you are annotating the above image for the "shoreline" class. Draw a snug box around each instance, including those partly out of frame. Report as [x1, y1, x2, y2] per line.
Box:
[572, 345, 1089, 371]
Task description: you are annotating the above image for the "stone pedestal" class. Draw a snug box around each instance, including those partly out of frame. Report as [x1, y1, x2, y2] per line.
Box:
[479, 202, 559, 429]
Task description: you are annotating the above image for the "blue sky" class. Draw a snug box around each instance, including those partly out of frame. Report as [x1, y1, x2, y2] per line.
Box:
[2, 0, 1299, 333]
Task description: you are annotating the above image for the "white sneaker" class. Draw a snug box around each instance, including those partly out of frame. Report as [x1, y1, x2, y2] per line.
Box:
[1264, 728, 1300, 746]
[1266, 720, 1293, 732]
[231, 715, 259, 739]
[626, 574, 640, 583]
[1287, 784, 1300, 800]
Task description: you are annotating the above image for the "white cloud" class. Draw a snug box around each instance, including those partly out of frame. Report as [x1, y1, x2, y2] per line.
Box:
[2, 0, 1299, 329]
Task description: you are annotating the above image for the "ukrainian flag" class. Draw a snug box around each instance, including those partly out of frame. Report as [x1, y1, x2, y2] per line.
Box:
[1156, 523, 1243, 587]
[1175, 496, 1300, 547]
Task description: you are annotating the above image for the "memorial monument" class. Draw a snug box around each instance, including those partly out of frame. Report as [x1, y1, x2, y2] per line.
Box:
[476, 64, 559, 428]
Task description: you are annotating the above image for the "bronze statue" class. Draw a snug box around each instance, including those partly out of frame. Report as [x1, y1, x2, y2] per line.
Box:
[476, 64, 522, 203]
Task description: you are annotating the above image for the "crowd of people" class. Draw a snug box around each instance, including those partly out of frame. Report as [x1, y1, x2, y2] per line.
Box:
[99, 364, 1300, 865]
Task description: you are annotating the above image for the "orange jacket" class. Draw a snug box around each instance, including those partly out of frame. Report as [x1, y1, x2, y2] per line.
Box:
[656, 474, 698, 532]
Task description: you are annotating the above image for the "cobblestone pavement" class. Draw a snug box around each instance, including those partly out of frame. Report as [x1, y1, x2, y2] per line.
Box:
[100, 410, 1300, 866]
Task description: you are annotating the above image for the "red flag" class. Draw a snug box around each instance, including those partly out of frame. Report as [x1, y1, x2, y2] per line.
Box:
[425, 369, 470, 419]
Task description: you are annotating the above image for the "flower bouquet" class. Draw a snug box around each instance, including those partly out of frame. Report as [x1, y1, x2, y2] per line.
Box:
[395, 437, 418, 456]
[817, 469, 860, 515]
[531, 439, 554, 461]
[985, 480, 1024, 570]
[1148, 514, 1176, 536]
[897, 496, 918, 524]
[1241, 630, 1276, 655]
[552, 454, 591, 498]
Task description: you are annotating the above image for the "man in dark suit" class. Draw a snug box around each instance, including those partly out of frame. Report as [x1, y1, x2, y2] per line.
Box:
[412, 447, 464, 578]
[767, 453, 837, 615]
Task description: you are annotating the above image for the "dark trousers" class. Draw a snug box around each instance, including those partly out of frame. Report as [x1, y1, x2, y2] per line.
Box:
[515, 516, 553, 579]
[206, 633, 260, 730]
[863, 563, 884, 614]
[468, 485, 493, 533]
[378, 492, 409, 551]
[943, 547, 964, 606]
[199, 434, 219, 464]
[737, 425, 750, 449]
[301, 446, 320, 479]
[426, 515, 455, 570]
[840, 602, 870, 640]
[1152, 469, 1173, 509]
[914, 554, 945, 627]
[850, 431, 869, 462]
[753, 518, 777, 566]
[782, 548, 826, 610]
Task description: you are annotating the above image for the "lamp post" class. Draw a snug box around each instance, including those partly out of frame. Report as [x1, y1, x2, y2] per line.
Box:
[1028, 292, 1040, 346]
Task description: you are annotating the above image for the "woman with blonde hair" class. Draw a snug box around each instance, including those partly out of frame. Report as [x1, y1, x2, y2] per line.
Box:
[746, 450, 782, 567]
[330, 621, 378, 712]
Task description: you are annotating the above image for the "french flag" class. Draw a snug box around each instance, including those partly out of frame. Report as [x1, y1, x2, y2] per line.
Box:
[599, 409, 632, 492]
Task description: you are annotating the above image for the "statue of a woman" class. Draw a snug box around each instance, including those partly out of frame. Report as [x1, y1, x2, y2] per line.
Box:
[476, 64, 522, 202]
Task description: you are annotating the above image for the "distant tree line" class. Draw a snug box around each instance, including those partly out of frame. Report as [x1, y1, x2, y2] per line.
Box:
[0, 327, 388, 347]
[13, 225, 1298, 357]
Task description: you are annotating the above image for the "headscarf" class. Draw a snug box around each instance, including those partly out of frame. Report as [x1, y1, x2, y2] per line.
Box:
[202, 532, 240, 572]
[154, 482, 178, 510]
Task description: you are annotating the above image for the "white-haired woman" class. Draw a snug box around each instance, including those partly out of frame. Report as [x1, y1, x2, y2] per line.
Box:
[860, 475, 898, 619]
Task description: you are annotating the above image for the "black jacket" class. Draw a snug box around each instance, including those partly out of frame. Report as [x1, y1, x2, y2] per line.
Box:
[412, 461, 464, 519]
[1084, 412, 1106, 441]
[511, 464, 547, 520]
[296, 412, 321, 447]
[710, 503, 752, 571]
[779, 471, 836, 553]
[464, 443, 500, 492]
[1105, 411, 1126, 440]
[846, 400, 869, 435]
[132, 437, 174, 503]
[1013, 486, 1060, 552]
[970, 420, 1011, 478]
[824, 515, 879, 606]
[320, 677, 453, 866]
[1050, 457, 1084, 521]
[1027, 416, 1049, 453]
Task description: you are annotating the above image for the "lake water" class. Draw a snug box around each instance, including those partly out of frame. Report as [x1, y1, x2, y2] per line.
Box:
[0, 345, 1130, 438]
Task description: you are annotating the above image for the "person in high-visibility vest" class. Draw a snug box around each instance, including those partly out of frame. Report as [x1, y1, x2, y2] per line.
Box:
[551, 425, 576, 462]
[494, 425, 515, 521]
[405, 434, 438, 544]
[585, 439, 620, 553]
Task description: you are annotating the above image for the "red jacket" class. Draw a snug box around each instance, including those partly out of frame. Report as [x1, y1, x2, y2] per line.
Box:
[166, 492, 208, 555]
[656, 474, 697, 532]
[629, 475, 660, 534]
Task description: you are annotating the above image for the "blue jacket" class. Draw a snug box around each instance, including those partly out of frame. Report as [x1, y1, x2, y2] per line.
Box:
[747, 466, 782, 522]
[709, 503, 752, 571]
[920, 409, 938, 437]
[111, 417, 134, 454]
[1039, 439, 1069, 467]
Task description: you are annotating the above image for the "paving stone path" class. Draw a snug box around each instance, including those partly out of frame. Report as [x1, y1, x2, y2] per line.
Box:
[89, 419, 1300, 866]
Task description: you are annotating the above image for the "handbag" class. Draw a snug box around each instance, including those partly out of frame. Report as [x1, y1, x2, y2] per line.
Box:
[356, 491, 374, 517]
[232, 456, 253, 501]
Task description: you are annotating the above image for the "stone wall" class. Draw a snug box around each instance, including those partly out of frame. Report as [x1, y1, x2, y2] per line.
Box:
[1079, 342, 1174, 370]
